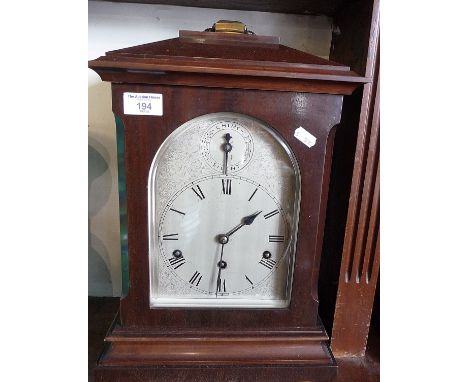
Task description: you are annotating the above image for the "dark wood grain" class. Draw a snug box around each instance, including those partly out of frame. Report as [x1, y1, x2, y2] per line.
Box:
[95, 69, 361, 95]
[91, 83, 344, 380]
[88, 297, 120, 375]
[316, 0, 380, 343]
[88, 30, 367, 95]
[329, 0, 380, 77]
[332, 69, 380, 357]
[95, 364, 337, 382]
[317, 0, 380, 341]
[89, 297, 379, 382]
[112, 84, 342, 331]
[100, 335, 333, 366]
[88, 25, 369, 380]
[89, 0, 348, 16]
[329, 0, 380, 356]
[105, 31, 349, 69]
[318, 86, 364, 335]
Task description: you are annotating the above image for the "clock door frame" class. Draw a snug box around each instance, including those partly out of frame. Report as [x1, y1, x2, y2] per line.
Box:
[112, 83, 343, 333]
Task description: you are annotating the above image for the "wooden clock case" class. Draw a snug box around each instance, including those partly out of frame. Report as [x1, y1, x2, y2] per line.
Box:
[89, 30, 367, 381]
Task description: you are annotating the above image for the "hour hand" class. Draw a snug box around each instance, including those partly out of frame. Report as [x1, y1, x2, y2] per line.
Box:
[242, 210, 262, 225]
[223, 210, 262, 238]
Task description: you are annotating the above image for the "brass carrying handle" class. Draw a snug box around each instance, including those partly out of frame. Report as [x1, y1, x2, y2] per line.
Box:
[204, 20, 255, 35]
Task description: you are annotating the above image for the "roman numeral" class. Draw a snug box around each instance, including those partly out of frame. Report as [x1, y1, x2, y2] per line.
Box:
[169, 208, 185, 215]
[189, 271, 203, 286]
[269, 235, 284, 243]
[169, 256, 186, 269]
[217, 278, 227, 292]
[264, 209, 279, 219]
[163, 233, 178, 241]
[259, 258, 277, 270]
[191, 185, 205, 200]
[248, 188, 258, 201]
[222, 179, 232, 195]
[245, 275, 254, 286]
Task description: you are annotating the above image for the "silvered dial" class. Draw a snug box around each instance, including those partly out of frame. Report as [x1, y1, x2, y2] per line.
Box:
[201, 119, 254, 174]
[148, 112, 300, 308]
[158, 175, 289, 298]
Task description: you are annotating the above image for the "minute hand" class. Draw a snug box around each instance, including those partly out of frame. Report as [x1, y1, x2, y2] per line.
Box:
[225, 210, 262, 238]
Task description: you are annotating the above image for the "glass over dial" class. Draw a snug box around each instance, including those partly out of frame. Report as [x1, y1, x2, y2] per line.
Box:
[148, 112, 300, 308]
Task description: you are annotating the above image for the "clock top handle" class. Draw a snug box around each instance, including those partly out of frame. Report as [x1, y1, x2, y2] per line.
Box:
[204, 20, 255, 35]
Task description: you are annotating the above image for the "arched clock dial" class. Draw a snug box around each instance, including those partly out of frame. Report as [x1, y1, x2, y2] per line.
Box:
[158, 175, 289, 297]
[200, 120, 254, 174]
[148, 112, 301, 308]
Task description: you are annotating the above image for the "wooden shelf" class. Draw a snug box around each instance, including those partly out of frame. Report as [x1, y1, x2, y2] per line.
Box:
[90, 0, 348, 16]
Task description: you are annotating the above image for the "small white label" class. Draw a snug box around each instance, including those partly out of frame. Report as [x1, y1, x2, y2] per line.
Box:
[123, 92, 163, 116]
[294, 126, 316, 148]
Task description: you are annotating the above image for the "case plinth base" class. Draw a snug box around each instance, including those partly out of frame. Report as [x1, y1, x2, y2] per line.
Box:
[94, 364, 336, 382]
[94, 321, 337, 381]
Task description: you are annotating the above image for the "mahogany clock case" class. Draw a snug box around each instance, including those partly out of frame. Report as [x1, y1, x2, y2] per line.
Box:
[89, 29, 368, 381]
[92, 84, 341, 381]
[113, 84, 342, 331]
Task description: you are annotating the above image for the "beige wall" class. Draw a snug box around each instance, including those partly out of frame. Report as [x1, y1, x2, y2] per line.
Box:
[88, 1, 333, 296]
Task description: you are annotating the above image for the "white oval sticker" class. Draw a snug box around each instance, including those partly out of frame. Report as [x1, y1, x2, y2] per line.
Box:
[294, 126, 316, 148]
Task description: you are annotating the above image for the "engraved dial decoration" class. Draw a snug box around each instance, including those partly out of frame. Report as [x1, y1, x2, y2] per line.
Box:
[159, 175, 289, 296]
[200, 120, 254, 173]
[148, 112, 300, 308]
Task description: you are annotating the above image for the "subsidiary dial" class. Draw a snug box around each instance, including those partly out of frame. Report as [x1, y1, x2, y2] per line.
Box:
[200, 120, 254, 174]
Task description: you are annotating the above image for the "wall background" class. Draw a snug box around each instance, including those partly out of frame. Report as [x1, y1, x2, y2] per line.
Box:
[88, 1, 333, 296]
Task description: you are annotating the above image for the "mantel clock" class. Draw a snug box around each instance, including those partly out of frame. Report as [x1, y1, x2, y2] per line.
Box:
[89, 21, 367, 381]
